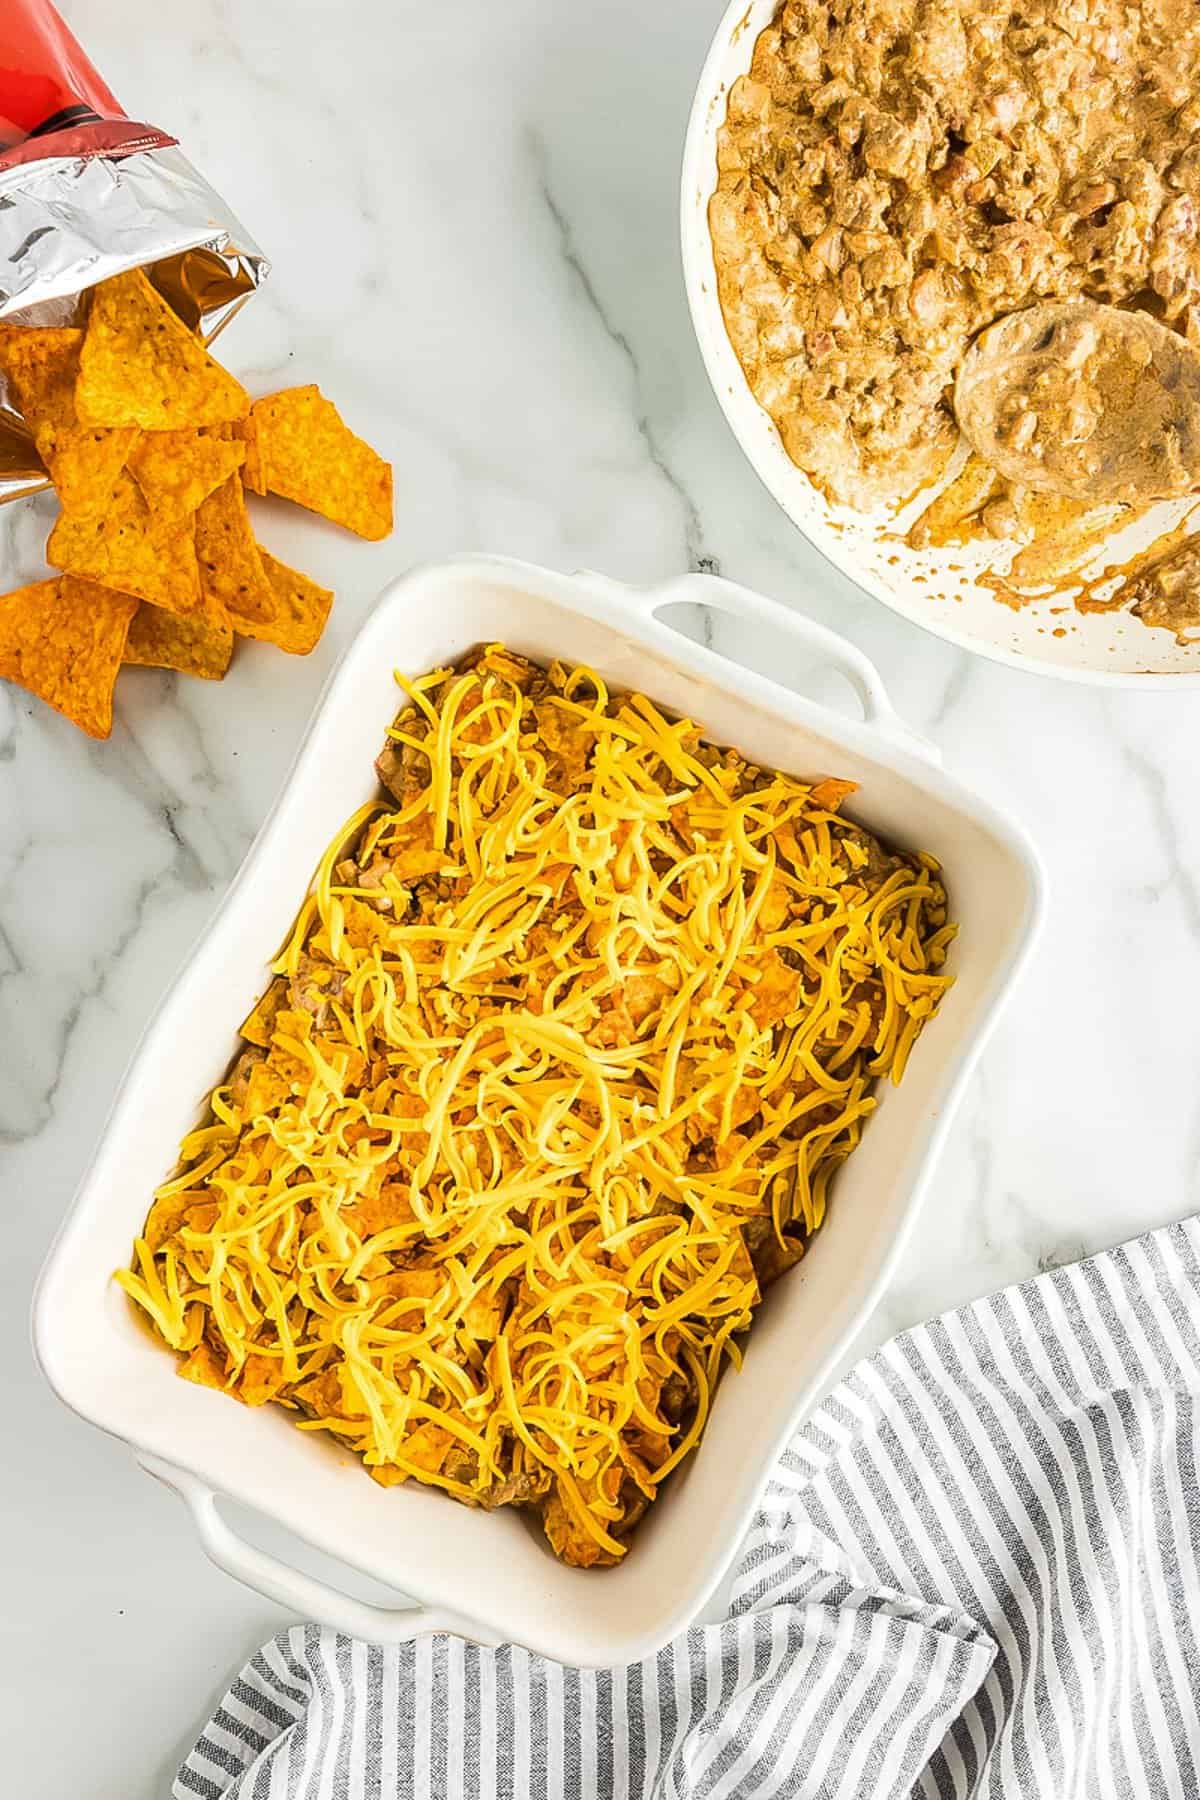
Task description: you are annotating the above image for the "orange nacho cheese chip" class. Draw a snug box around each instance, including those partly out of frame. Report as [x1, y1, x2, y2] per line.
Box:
[124, 604, 234, 680]
[237, 414, 264, 492]
[76, 269, 251, 430]
[258, 550, 333, 655]
[0, 324, 80, 423]
[243, 386, 392, 539]
[0, 270, 394, 737]
[0, 574, 137, 738]
[195, 476, 278, 635]
[127, 428, 246, 523]
[43, 422, 140, 521]
[0, 325, 137, 516]
[47, 474, 203, 615]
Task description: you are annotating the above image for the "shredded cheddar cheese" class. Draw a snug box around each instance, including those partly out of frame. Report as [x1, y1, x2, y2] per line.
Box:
[117, 646, 955, 1565]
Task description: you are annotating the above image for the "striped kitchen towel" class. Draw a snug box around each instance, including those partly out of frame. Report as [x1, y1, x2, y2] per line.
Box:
[177, 1216, 1200, 1800]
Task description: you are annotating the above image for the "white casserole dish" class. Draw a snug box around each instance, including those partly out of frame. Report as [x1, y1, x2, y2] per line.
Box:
[682, 0, 1200, 686]
[34, 556, 1043, 1666]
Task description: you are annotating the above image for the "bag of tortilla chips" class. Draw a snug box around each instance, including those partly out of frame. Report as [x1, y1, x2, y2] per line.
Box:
[0, 0, 267, 501]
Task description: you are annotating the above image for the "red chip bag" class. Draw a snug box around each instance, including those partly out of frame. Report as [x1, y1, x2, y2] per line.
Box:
[0, 0, 173, 171]
[0, 0, 267, 503]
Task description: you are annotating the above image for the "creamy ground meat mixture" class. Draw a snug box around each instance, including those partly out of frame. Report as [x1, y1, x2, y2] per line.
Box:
[953, 298, 1200, 504]
[1124, 534, 1200, 640]
[710, 0, 1200, 512]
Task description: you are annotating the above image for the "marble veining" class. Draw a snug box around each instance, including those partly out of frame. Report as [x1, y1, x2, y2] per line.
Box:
[3, 1, 1199, 1791]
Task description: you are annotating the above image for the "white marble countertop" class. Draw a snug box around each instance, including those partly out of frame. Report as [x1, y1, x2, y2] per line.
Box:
[4, 0, 1200, 1790]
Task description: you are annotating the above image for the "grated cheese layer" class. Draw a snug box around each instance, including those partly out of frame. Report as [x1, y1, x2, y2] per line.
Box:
[118, 646, 955, 1565]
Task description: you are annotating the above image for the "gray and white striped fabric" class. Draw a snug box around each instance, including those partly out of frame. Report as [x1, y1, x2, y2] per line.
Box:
[178, 1216, 1200, 1800]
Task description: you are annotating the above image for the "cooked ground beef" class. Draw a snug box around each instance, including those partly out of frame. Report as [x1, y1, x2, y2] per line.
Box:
[710, 0, 1200, 511]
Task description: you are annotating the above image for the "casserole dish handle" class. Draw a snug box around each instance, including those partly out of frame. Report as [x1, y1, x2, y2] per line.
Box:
[139, 1454, 495, 1645]
[576, 569, 940, 765]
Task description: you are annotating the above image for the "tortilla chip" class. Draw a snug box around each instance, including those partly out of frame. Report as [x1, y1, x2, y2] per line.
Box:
[0, 573, 137, 738]
[127, 428, 246, 523]
[0, 325, 80, 427]
[238, 414, 264, 492]
[232, 1351, 289, 1408]
[0, 325, 136, 515]
[238, 978, 286, 1048]
[809, 778, 858, 811]
[47, 424, 140, 518]
[256, 549, 334, 654]
[398, 1421, 454, 1475]
[244, 385, 392, 539]
[75, 268, 250, 430]
[243, 1060, 292, 1117]
[123, 604, 234, 680]
[142, 1191, 216, 1252]
[178, 1342, 228, 1390]
[47, 473, 203, 615]
[194, 476, 279, 635]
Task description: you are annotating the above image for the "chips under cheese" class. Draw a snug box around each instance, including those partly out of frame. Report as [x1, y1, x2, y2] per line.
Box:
[115, 648, 957, 1563]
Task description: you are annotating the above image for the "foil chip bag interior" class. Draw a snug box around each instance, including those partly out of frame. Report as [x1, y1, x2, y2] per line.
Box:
[0, 0, 267, 502]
